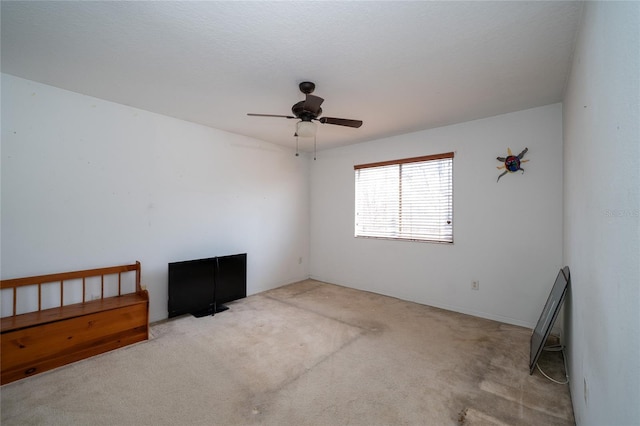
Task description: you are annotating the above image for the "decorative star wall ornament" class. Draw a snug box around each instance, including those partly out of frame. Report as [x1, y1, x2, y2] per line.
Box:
[496, 147, 529, 182]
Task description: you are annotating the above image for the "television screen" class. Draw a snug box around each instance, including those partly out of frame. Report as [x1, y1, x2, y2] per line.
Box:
[529, 266, 570, 374]
[215, 253, 247, 310]
[168, 257, 216, 318]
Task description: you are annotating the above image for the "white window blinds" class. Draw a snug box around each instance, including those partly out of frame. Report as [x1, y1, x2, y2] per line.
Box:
[354, 152, 454, 243]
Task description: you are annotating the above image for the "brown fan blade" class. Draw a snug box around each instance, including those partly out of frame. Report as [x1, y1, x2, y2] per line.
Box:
[303, 94, 324, 114]
[319, 117, 363, 128]
[247, 113, 295, 119]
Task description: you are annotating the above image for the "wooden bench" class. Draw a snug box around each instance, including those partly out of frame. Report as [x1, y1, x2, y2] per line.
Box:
[1, 262, 149, 385]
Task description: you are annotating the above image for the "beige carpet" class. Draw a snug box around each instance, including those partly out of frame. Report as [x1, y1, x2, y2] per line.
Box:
[1, 280, 574, 425]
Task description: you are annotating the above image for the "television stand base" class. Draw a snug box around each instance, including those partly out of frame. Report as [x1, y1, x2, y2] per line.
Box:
[191, 308, 214, 318]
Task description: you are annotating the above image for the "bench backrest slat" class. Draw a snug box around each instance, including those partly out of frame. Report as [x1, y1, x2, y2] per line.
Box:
[0, 263, 140, 289]
[1, 262, 141, 317]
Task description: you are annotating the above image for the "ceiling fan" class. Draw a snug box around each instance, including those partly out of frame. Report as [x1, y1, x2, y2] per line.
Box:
[247, 81, 363, 138]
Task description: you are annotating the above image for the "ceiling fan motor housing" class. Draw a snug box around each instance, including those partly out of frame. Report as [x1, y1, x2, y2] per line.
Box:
[292, 101, 321, 121]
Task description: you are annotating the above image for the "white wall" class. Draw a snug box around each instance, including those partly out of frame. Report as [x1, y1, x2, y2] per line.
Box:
[310, 103, 563, 328]
[1, 74, 311, 322]
[563, 2, 640, 425]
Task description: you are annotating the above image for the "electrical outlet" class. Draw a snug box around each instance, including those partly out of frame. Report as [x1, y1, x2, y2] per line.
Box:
[471, 280, 479, 291]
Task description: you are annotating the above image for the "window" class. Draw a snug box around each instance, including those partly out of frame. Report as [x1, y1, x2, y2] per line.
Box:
[354, 152, 454, 243]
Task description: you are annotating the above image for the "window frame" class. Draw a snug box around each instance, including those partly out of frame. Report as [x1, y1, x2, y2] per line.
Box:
[354, 152, 454, 244]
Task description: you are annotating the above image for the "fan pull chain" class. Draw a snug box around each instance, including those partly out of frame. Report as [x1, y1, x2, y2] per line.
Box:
[295, 135, 299, 157]
[314, 135, 317, 161]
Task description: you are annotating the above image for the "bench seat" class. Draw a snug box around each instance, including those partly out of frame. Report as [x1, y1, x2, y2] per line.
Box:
[1, 292, 148, 333]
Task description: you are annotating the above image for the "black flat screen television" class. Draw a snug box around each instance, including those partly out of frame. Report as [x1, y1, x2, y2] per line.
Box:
[168, 257, 216, 318]
[529, 266, 570, 374]
[168, 253, 247, 318]
[215, 253, 247, 312]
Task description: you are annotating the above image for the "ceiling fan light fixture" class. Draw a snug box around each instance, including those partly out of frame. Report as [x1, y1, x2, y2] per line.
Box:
[296, 120, 317, 137]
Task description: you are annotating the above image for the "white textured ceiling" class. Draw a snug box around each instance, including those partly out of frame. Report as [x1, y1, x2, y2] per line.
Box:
[1, 1, 583, 151]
